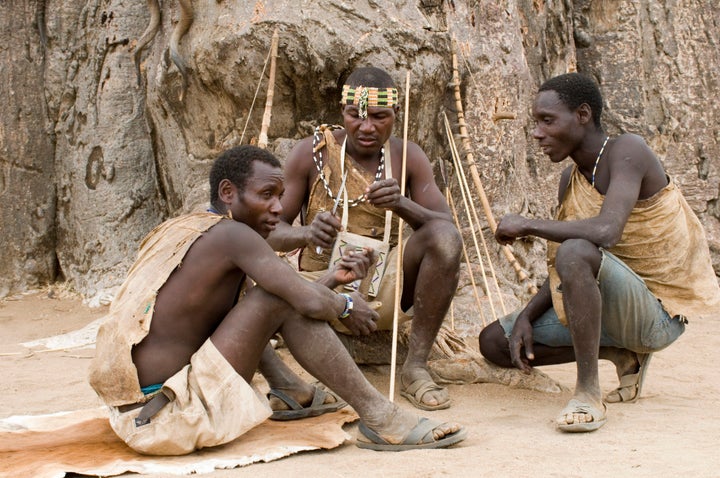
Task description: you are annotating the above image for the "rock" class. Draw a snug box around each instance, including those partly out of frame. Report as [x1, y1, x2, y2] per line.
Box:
[1, 0, 718, 302]
[429, 355, 568, 394]
[336, 323, 566, 393]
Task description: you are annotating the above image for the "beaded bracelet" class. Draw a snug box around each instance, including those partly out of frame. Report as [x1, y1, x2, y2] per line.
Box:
[338, 293, 353, 319]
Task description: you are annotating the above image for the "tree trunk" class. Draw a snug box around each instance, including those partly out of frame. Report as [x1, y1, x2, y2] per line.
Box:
[0, 0, 717, 305]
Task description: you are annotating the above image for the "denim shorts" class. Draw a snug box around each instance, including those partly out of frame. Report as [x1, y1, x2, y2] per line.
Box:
[499, 250, 686, 353]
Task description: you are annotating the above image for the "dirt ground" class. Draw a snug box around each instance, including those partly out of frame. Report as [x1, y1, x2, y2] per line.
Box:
[1, 288, 719, 478]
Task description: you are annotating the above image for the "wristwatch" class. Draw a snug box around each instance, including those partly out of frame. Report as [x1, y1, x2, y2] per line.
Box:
[338, 293, 353, 319]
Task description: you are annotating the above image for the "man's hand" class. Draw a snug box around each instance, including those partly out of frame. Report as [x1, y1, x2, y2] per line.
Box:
[332, 247, 377, 285]
[509, 314, 535, 373]
[495, 214, 527, 245]
[339, 292, 379, 336]
[365, 178, 402, 210]
[307, 211, 342, 249]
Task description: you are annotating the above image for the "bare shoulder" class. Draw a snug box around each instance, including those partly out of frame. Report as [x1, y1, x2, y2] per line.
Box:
[389, 136, 428, 155]
[604, 133, 668, 199]
[285, 135, 315, 168]
[607, 132, 662, 175]
[203, 218, 257, 246]
[407, 140, 429, 160]
[207, 219, 280, 267]
[609, 133, 655, 159]
[171, 219, 263, 281]
[614, 132, 647, 145]
[388, 136, 431, 168]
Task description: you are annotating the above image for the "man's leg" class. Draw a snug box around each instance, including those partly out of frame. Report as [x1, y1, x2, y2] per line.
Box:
[211, 286, 464, 445]
[479, 320, 577, 367]
[481, 318, 640, 370]
[258, 344, 343, 415]
[480, 318, 639, 374]
[553, 238, 605, 429]
[480, 243, 677, 429]
[399, 219, 462, 410]
[593, 250, 685, 403]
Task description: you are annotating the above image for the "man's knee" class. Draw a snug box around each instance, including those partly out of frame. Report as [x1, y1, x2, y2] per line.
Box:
[555, 238, 601, 278]
[417, 219, 462, 265]
[240, 286, 290, 319]
[478, 321, 508, 365]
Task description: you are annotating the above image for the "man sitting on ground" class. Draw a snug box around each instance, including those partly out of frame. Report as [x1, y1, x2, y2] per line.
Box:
[89, 145, 466, 455]
[267, 66, 462, 411]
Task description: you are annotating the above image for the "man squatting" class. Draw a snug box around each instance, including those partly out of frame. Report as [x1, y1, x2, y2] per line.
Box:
[480, 73, 720, 432]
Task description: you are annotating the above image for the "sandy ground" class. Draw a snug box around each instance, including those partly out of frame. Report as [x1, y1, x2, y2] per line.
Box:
[1, 288, 719, 478]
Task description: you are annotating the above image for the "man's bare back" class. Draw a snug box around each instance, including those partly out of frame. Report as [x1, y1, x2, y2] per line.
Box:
[89, 144, 466, 455]
[132, 219, 251, 386]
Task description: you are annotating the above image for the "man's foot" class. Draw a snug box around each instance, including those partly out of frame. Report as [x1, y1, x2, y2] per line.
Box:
[399, 368, 450, 411]
[556, 398, 607, 433]
[267, 382, 346, 421]
[605, 352, 652, 403]
[356, 405, 466, 451]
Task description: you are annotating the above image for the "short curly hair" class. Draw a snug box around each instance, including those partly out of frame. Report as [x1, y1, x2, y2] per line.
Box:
[539, 73, 604, 127]
[209, 145, 281, 210]
[344, 67, 396, 89]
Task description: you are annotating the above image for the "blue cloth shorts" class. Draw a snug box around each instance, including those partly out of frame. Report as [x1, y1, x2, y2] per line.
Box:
[499, 250, 686, 353]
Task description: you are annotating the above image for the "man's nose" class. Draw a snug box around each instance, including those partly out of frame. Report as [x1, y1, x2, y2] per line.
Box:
[359, 117, 374, 131]
[270, 198, 283, 214]
[532, 125, 544, 139]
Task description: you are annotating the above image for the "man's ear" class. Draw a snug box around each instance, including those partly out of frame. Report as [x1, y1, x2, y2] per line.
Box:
[218, 178, 237, 206]
[576, 103, 593, 125]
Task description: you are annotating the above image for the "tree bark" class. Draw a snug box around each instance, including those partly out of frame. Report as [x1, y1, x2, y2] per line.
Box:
[0, 0, 717, 303]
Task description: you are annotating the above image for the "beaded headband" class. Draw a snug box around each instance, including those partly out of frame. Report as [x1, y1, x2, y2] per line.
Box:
[341, 85, 399, 119]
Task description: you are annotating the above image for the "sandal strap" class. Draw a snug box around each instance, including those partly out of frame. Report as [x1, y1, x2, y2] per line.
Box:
[267, 388, 303, 411]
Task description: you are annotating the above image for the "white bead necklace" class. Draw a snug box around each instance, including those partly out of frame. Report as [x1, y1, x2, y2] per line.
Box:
[591, 135, 610, 188]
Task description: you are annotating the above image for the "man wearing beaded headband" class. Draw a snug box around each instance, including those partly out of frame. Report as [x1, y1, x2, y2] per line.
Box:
[479, 73, 720, 432]
[268, 66, 462, 412]
[341, 84, 399, 119]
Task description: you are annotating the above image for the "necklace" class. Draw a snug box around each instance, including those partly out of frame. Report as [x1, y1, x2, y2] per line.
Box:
[591, 135, 610, 187]
[312, 125, 385, 207]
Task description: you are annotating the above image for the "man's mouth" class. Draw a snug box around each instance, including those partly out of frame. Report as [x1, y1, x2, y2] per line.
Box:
[357, 137, 376, 146]
[265, 219, 279, 230]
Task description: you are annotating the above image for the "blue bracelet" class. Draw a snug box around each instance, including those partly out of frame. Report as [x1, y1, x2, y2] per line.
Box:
[338, 293, 353, 319]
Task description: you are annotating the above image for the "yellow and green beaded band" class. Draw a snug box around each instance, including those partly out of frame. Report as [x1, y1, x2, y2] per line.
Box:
[341, 85, 399, 119]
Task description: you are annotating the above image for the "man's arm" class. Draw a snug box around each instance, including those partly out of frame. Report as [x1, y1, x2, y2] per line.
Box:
[315, 247, 376, 289]
[507, 279, 552, 372]
[265, 136, 323, 252]
[496, 135, 652, 248]
[366, 140, 453, 230]
[224, 221, 378, 332]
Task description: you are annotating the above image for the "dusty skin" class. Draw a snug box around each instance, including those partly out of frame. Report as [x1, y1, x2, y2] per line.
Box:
[1, 288, 719, 477]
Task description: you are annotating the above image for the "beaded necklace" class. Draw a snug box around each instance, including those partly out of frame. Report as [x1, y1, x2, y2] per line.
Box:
[312, 125, 385, 208]
[591, 135, 610, 188]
